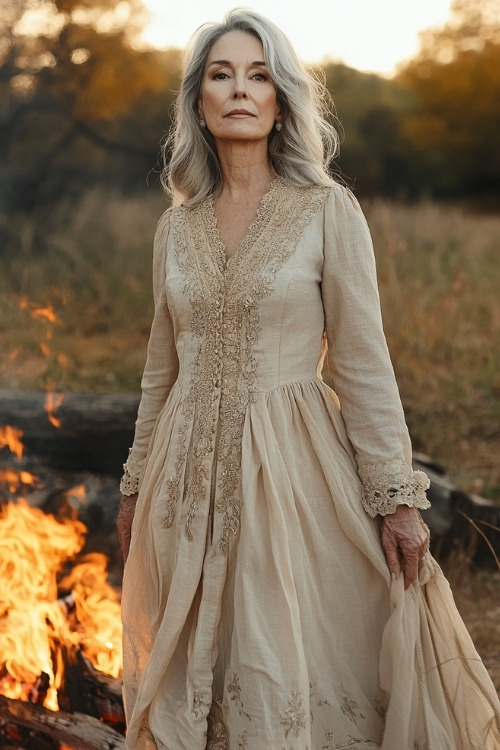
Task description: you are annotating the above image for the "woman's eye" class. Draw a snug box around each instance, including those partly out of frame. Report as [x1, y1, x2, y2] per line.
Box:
[213, 72, 229, 80]
[252, 73, 267, 81]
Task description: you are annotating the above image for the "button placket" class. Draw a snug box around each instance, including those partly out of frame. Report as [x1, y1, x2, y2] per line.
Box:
[165, 182, 329, 549]
[208, 291, 225, 543]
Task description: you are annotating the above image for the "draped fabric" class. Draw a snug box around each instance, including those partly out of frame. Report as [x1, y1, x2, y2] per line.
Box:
[120, 180, 500, 749]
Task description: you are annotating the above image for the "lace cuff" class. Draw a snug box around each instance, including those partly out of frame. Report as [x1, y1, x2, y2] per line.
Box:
[358, 459, 431, 518]
[119, 449, 144, 496]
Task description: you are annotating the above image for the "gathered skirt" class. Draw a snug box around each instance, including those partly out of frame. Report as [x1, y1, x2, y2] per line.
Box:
[121, 379, 500, 749]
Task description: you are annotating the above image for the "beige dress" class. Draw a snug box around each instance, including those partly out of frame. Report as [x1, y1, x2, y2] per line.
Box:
[120, 180, 500, 750]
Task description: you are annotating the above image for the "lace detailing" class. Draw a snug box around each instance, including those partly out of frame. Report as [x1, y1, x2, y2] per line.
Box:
[119, 448, 143, 495]
[337, 684, 366, 724]
[227, 673, 252, 721]
[322, 736, 364, 749]
[203, 679, 387, 749]
[358, 459, 431, 517]
[192, 689, 212, 718]
[167, 180, 329, 552]
[280, 692, 308, 739]
[206, 722, 229, 750]
[207, 694, 229, 750]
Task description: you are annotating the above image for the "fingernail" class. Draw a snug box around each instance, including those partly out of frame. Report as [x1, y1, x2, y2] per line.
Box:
[390, 572, 396, 582]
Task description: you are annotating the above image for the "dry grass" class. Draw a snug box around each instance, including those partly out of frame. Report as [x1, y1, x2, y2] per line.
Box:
[0, 189, 166, 391]
[442, 557, 500, 693]
[365, 200, 500, 499]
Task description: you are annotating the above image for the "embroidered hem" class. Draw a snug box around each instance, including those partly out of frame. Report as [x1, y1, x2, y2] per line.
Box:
[358, 459, 431, 518]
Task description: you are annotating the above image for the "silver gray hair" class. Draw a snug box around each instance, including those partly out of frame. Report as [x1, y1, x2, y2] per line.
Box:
[162, 8, 339, 205]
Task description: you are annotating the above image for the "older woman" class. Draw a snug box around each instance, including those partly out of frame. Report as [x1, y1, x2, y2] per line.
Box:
[117, 9, 500, 750]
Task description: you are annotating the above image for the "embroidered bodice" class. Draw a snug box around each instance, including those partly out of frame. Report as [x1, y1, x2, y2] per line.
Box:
[120, 180, 429, 551]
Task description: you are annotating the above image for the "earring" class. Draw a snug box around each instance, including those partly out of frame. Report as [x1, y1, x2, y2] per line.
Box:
[275, 122, 283, 131]
[200, 119, 206, 128]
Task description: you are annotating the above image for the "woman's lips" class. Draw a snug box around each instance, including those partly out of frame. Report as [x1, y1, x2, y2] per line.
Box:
[225, 109, 254, 116]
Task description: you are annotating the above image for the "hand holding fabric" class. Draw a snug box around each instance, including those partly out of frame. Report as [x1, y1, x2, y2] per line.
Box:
[117, 493, 138, 563]
[380, 504, 430, 589]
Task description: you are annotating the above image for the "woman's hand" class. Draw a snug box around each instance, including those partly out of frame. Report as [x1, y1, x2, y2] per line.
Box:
[380, 504, 430, 589]
[117, 493, 138, 563]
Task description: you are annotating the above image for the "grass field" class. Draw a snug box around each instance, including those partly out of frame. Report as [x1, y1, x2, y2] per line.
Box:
[366, 199, 500, 500]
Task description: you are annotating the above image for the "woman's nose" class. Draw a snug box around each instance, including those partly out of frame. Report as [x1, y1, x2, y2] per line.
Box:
[232, 75, 248, 98]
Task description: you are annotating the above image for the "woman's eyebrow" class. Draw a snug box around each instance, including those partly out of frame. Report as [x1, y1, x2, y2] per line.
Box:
[207, 59, 267, 67]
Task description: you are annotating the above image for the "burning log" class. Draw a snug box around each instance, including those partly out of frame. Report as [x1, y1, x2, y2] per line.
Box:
[0, 397, 129, 741]
[0, 389, 139, 476]
[0, 426, 24, 459]
[0, 498, 124, 716]
[60, 647, 125, 733]
[0, 694, 125, 749]
[28, 672, 50, 705]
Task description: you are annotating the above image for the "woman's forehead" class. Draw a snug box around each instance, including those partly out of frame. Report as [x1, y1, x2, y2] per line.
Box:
[207, 30, 265, 65]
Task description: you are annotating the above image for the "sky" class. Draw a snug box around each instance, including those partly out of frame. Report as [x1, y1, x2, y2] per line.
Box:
[139, 0, 453, 75]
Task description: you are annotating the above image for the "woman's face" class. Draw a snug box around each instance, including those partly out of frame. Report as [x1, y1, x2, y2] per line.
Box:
[199, 30, 281, 147]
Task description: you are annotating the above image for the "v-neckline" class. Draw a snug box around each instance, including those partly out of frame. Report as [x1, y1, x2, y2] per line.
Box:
[206, 177, 283, 272]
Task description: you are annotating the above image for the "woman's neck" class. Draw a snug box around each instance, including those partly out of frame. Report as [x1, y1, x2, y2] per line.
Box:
[216, 141, 275, 199]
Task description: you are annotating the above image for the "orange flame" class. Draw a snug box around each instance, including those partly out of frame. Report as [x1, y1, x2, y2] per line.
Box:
[66, 484, 87, 502]
[0, 499, 122, 710]
[18, 297, 61, 326]
[0, 469, 36, 493]
[57, 352, 70, 368]
[45, 386, 65, 428]
[59, 553, 123, 678]
[30, 305, 60, 325]
[0, 426, 24, 459]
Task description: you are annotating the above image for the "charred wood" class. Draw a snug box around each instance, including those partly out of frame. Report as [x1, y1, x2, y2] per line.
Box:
[59, 646, 125, 734]
[0, 389, 139, 477]
[0, 694, 125, 749]
[415, 453, 500, 567]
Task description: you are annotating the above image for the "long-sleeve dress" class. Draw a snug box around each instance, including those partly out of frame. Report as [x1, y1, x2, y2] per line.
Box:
[120, 179, 500, 750]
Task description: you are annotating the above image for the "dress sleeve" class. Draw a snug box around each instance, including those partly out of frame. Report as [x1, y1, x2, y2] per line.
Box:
[120, 209, 179, 495]
[321, 184, 430, 517]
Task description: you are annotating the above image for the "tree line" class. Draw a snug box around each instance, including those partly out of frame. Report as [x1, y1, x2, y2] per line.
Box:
[1, 0, 499, 225]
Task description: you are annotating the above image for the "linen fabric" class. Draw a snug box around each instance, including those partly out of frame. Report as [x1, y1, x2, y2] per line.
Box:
[120, 180, 500, 749]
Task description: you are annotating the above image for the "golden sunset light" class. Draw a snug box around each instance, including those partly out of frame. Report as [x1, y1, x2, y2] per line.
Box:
[139, 0, 453, 74]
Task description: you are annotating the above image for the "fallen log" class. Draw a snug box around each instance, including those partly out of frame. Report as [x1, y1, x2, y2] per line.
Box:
[414, 453, 500, 567]
[0, 694, 125, 750]
[0, 389, 139, 477]
[60, 647, 125, 734]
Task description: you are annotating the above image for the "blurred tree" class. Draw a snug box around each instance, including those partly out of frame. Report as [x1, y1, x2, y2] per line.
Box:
[0, 0, 180, 215]
[398, 0, 500, 201]
[322, 62, 417, 197]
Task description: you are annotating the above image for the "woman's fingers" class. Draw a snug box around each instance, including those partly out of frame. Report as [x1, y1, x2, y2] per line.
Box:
[399, 537, 422, 589]
[381, 526, 401, 581]
[117, 493, 138, 563]
[380, 505, 430, 589]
